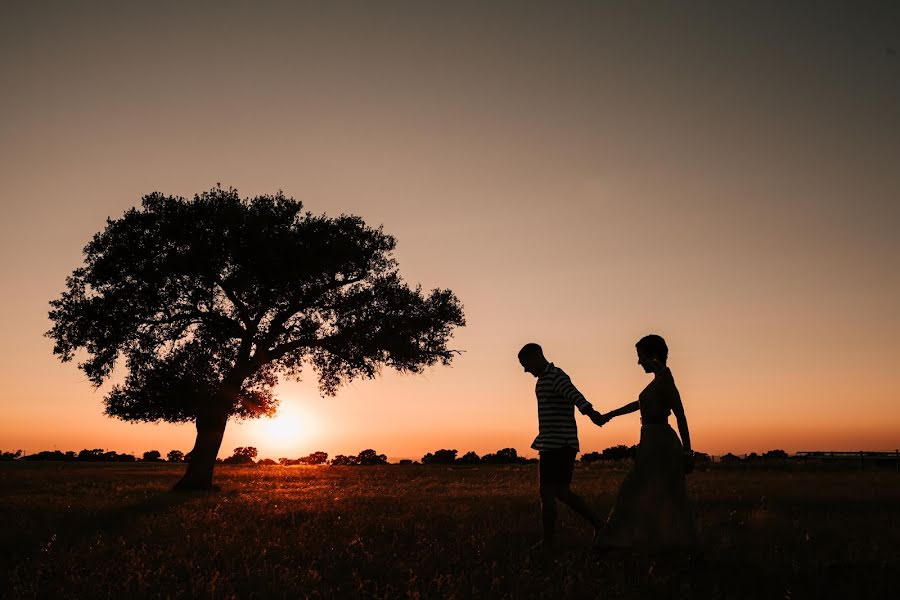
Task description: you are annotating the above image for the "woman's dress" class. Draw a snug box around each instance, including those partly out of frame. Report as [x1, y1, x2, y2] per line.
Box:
[603, 368, 696, 550]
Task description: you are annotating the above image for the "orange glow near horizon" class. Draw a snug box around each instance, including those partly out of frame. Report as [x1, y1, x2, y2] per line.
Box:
[240, 399, 319, 459]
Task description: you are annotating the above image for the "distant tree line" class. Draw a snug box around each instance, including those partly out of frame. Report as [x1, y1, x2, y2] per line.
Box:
[278, 451, 329, 466]
[580, 445, 638, 462]
[14, 449, 141, 462]
[2, 446, 794, 465]
[416, 448, 537, 465]
[579, 445, 713, 464]
[719, 449, 788, 463]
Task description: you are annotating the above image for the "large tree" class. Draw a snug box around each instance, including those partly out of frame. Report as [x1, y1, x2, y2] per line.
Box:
[47, 186, 465, 489]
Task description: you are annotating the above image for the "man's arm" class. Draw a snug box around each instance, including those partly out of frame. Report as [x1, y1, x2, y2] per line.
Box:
[551, 372, 610, 426]
[552, 372, 594, 415]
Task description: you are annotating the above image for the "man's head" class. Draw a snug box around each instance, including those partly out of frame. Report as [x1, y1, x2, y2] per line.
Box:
[518, 343, 549, 377]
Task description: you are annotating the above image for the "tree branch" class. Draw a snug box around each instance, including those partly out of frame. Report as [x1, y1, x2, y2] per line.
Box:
[214, 276, 253, 326]
[260, 274, 366, 348]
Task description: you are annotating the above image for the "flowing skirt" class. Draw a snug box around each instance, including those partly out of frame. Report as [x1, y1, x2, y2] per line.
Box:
[604, 424, 696, 550]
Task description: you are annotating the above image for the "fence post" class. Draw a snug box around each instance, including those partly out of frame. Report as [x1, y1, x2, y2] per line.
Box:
[896, 449, 899, 472]
[860, 450, 865, 469]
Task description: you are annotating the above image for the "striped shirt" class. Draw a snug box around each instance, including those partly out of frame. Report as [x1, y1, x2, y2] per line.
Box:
[531, 363, 594, 451]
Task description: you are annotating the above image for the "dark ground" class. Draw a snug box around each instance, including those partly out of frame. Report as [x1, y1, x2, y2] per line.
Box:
[2, 462, 898, 599]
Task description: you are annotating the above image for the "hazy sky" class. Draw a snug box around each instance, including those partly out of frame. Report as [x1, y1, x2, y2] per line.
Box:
[2, 1, 898, 460]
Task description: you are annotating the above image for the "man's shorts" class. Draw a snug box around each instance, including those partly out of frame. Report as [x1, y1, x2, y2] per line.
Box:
[538, 446, 577, 489]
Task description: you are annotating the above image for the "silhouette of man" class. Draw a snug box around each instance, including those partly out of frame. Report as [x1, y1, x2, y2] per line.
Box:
[518, 343, 606, 551]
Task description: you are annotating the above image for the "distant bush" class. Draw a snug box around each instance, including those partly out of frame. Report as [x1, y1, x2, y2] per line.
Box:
[356, 449, 388, 465]
[0, 450, 22, 461]
[481, 448, 526, 464]
[142, 450, 163, 462]
[398, 459, 416, 465]
[303, 451, 329, 465]
[279, 451, 329, 466]
[257, 458, 277, 466]
[422, 449, 458, 464]
[73, 448, 137, 462]
[720, 452, 741, 463]
[605, 445, 638, 460]
[581, 445, 638, 462]
[330, 454, 358, 466]
[456, 451, 481, 465]
[693, 451, 711, 463]
[63, 449, 137, 462]
[21, 451, 66, 461]
[763, 449, 788, 460]
[167, 450, 184, 463]
[222, 447, 258, 465]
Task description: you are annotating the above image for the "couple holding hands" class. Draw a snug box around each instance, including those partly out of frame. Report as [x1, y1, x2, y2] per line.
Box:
[518, 334, 696, 553]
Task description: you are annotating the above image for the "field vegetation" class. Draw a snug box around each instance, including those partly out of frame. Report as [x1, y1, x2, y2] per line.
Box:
[2, 463, 898, 599]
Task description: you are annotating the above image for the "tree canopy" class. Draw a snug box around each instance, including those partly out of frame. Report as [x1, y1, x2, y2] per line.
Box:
[47, 186, 466, 425]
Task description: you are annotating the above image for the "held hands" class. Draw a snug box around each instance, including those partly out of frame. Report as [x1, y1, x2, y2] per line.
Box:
[588, 409, 612, 427]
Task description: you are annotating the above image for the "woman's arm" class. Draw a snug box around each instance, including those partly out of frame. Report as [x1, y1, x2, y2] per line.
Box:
[603, 401, 640, 421]
[657, 369, 691, 452]
[673, 403, 691, 453]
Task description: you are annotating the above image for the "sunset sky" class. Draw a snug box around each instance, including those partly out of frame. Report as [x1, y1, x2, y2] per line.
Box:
[1, 1, 898, 461]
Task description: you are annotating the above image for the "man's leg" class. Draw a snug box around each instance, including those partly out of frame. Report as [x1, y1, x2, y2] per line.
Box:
[555, 448, 603, 530]
[556, 486, 603, 529]
[540, 484, 559, 544]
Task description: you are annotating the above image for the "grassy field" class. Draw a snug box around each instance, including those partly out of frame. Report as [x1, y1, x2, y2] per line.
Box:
[2, 463, 898, 599]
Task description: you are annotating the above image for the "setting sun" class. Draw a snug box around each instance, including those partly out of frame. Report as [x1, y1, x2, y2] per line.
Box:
[240, 401, 317, 458]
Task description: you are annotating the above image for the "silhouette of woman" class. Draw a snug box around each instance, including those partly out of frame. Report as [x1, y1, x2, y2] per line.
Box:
[595, 334, 697, 551]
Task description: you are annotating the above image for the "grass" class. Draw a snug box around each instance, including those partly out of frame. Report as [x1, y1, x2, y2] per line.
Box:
[2, 462, 898, 599]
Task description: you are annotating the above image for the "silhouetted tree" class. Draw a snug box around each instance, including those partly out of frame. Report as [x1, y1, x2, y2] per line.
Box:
[278, 451, 330, 466]
[481, 448, 525, 464]
[693, 451, 711, 463]
[601, 444, 638, 460]
[142, 450, 163, 462]
[167, 450, 184, 462]
[422, 449, 458, 464]
[456, 451, 481, 465]
[46, 186, 465, 490]
[22, 450, 69, 461]
[223, 446, 257, 464]
[70, 449, 136, 462]
[108, 451, 136, 462]
[356, 449, 388, 465]
[257, 458, 277, 466]
[580, 452, 602, 463]
[499, 448, 523, 463]
[330, 454, 358, 466]
[17, 449, 139, 461]
[0, 450, 22, 461]
[303, 451, 329, 465]
[720, 452, 741, 463]
[78, 448, 105, 461]
[746, 452, 760, 461]
[763, 449, 788, 460]
[581, 445, 642, 462]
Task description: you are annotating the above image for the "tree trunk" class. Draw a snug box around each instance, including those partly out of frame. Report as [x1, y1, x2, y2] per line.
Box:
[173, 407, 229, 491]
